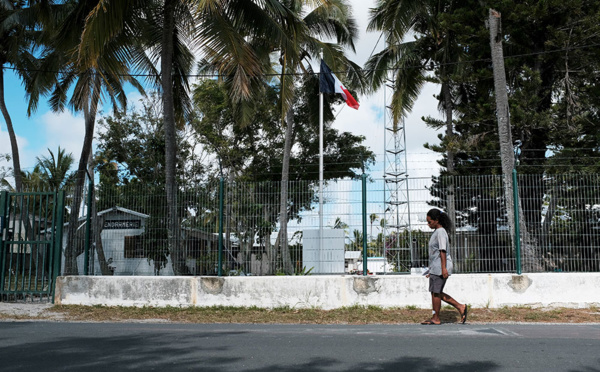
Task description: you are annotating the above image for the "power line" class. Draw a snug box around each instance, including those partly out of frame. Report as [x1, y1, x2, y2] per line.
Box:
[4, 41, 600, 80]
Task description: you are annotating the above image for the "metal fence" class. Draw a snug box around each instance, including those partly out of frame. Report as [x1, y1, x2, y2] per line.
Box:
[1, 191, 65, 302]
[63, 174, 600, 276]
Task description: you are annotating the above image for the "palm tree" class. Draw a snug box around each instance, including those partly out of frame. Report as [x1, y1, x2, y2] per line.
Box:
[366, 0, 464, 231]
[379, 217, 386, 251]
[0, 1, 43, 192]
[28, 0, 146, 274]
[268, 0, 362, 274]
[198, 0, 363, 274]
[18, 165, 44, 190]
[332, 217, 349, 230]
[352, 229, 363, 251]
[369, 213, 379, 241]
[80, 1, 362, 274]
[36, 147, 76, 191]
[80, 0, 276, 274]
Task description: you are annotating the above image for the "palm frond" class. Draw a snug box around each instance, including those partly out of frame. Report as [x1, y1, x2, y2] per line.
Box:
[367, 0, 425, 38]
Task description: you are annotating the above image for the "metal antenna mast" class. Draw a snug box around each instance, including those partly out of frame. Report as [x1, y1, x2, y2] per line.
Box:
[383, 79, 413, 273]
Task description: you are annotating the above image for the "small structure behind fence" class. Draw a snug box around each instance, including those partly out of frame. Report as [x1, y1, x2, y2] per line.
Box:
[56, 174, 600, 276]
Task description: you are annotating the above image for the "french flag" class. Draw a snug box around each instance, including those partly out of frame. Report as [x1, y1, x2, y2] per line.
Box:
[319, 60, 359, 110]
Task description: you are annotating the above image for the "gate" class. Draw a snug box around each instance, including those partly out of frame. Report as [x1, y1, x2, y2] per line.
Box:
[0, 191, 65, 302]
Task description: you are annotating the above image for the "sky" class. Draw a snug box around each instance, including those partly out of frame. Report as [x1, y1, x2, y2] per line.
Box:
[0, 0, 443, 184]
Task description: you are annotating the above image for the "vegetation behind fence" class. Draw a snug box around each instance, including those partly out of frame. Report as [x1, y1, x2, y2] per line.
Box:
[63, 174, 600, 276]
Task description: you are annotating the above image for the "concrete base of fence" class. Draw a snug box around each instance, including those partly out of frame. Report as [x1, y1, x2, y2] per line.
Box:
[54, 273, 600, 309]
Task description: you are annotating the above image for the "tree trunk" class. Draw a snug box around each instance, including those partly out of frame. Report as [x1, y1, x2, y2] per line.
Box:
[442, 79, 456, 237]
[488, 9, 542, 272]
[161, 0, 187, 275]
[63, 75, 101, 275]
[278, 106, 295, 275]
[0, 68, 23, 192]
[540, 183, 558, 255]
[264, 206, 277, 275]
[87, 155, 112, 276]
[93, 213, 112, 275]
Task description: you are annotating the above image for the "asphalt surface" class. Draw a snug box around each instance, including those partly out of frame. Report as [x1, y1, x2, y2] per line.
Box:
[1, 321, 599, 371]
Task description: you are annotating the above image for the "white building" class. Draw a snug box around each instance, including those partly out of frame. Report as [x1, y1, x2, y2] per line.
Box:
[67, 206, 175, 276]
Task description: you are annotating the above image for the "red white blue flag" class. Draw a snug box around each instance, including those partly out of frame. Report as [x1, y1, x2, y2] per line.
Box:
[319, 60, 359, 110]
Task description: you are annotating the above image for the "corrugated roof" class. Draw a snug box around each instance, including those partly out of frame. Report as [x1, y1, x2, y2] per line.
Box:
[97, 206, 149, 219]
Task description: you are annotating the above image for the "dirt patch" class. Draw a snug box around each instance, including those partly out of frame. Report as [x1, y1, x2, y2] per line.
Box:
[1, 304, 599, 324]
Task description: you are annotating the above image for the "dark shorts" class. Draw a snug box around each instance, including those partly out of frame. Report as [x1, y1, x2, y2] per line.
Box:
[429, 274, 447, 294]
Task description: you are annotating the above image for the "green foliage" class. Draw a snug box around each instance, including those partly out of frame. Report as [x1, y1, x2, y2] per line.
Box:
[191, 77, 375, 184]
[385, 229, 431, 272]
[35, 147, 76, 191]
[383, 0, 600, 271]
[94, 94, 197, 272]
[295, 266, 314, 276]
[0, 154, 11, 191]
[189, 78, 374, 274]
[425, 0, 600, 176]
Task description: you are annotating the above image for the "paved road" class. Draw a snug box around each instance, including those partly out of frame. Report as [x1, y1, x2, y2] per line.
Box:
[1, 322, 599, 371]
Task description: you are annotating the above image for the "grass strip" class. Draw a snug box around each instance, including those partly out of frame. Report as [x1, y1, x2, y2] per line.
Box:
[39, 304, 600, 324]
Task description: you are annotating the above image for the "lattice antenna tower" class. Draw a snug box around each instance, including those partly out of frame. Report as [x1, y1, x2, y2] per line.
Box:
[382, 78, 413, 273]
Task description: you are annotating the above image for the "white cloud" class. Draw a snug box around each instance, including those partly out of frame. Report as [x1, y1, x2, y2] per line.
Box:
[34, 110, 86, 166]
[0, 126, 23, 160]
[126, 90, 146, 112]
[0, 125, 30, 187]
[0, 127, 20, 178]
[1, 126, 29, 164]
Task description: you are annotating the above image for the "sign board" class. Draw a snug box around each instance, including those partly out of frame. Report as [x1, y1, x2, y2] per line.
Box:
[103, 219, 141, 230]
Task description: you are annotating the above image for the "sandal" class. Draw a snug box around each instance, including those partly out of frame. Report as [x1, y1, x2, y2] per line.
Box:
[461, 305, 469, 324]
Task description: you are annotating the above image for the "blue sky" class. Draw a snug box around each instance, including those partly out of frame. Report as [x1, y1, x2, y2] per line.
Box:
[2, 68, 87, 173]
[0, 0, 442, 185]
[1, 67, 144, 176]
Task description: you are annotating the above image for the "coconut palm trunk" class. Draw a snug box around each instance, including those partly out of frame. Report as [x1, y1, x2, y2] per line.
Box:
[489, 9, 541, 272]
[0, 69, 23, 192]
[85, 153, 112, 276]
[64, 74, 101, 275]
[161, 0, 186, 275]
[278, 104, 295, 275]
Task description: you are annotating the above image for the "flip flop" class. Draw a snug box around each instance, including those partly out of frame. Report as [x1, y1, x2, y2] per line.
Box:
[420, 319, 441, 325]
[461, 305, 469, 324]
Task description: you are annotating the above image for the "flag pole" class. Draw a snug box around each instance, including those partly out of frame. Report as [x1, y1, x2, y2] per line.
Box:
[319, 57, 324, 268]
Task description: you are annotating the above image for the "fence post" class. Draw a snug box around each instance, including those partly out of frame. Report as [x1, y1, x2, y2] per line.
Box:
[512, 169, 522, 274]
[218, 178, 224, 276]
[362, 173, 368, 276]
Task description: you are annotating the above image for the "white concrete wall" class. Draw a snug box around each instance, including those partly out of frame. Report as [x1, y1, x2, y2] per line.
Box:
[54, 273, 600, 309]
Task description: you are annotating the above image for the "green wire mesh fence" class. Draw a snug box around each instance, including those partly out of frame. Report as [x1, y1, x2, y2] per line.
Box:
[51, 174, 600, 276]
